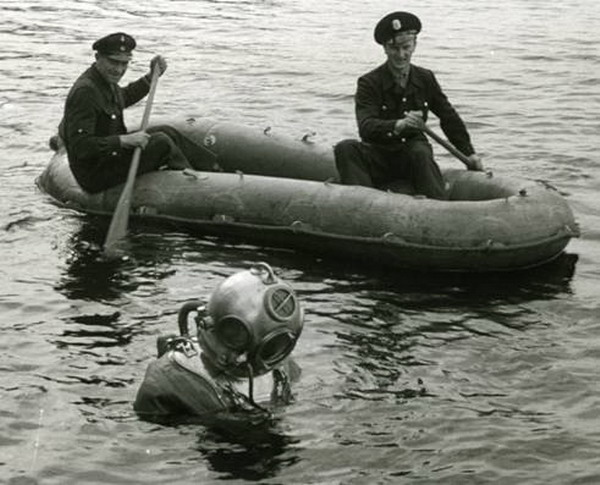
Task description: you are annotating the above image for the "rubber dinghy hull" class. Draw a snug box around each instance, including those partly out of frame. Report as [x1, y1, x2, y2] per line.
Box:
[37, 117, 579, 272]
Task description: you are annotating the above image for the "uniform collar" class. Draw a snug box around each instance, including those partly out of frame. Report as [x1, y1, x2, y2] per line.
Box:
[380, 62, 425, 92]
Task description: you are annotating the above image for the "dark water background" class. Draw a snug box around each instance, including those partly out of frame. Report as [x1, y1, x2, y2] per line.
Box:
[2, 1, 600, 483]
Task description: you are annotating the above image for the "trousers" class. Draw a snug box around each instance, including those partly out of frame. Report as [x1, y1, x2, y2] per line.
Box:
[79, 125, 216, 193]
[334, 139, 447, 200]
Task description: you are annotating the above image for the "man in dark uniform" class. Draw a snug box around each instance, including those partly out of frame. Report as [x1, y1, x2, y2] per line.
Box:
[335, 12, 484, 199]
[58, 33, 210, 193]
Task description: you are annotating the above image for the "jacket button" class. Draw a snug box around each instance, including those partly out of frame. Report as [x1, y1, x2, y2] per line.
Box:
[111, 114, 116, 119]
[382, 105, 387, 111]
[401, 138, 406, 143]
[387, 132, 393, 137]
[112, 151, 117, 156]
[402, 97, 407, 102]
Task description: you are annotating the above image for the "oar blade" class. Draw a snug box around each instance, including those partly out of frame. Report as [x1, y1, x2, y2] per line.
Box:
[103, 147, 142, 257]
[103, 190, 132, 257]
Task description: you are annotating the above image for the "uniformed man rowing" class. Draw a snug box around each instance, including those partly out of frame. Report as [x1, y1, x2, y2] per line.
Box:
[334, 12, 484, 199]
[57, 33, 211, 193]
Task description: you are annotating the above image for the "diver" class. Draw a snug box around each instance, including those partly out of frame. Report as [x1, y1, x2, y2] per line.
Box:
[133, 262, 303, 422]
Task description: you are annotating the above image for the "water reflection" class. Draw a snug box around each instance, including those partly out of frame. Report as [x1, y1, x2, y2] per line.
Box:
[135, 409, 301, 481]
[51, 217, 183, 353]
[55, 218, 142, 302]
[311, 251, 578, 308]
[54, 216, 181, 302]
[331, 318, 433, 403]
[194, 417, 300, 481]
[55, 312, 132, 350]
[308, 252, 579, 404]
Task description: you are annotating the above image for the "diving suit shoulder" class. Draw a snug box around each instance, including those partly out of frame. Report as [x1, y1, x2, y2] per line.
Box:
[133, 345, 230, 417]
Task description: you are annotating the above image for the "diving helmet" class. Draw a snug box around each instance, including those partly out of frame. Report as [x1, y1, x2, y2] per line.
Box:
[180, 262, 303, 379]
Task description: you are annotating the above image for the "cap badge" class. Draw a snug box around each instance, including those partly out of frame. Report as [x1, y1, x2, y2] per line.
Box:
[120, 35, 125, 42]
[392, 19, 402, 31]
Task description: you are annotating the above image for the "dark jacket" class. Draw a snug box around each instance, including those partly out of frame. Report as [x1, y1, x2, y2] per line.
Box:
[355, 62, 474, 155]
[59, 64, 150, 189]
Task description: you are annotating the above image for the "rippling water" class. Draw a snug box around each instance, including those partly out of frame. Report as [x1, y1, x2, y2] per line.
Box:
[2, 0, 600, 483]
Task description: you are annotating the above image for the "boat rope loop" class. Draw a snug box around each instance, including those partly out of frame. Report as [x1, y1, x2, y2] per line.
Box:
[301, 131, 316, 143]
[563, 223, 580, 237]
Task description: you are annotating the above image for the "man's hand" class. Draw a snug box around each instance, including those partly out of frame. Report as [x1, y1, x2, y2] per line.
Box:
[394, 110, 425, 134]
[120, 131, 151, 149]
[467, 153, 484, 171]
[149, 55, 167, 77]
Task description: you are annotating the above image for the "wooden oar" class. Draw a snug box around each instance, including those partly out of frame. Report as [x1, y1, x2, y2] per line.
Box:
[422, 125, 475, 170]
[104, 65, 160, 256]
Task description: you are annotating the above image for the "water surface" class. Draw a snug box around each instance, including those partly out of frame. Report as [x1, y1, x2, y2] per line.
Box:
[1, 1, 600, 483]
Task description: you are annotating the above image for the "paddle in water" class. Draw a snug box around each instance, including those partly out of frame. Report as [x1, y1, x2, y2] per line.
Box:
[103, 65, 160, 257]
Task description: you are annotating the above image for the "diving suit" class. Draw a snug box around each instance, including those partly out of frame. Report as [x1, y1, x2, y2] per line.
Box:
[133, 262, 303, 420]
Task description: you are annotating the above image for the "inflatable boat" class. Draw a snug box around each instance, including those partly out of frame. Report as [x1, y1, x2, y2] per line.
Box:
[36, 117, 579, 272]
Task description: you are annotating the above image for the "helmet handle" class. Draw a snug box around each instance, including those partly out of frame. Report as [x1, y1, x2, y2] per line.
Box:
[250, 261, 277, 284]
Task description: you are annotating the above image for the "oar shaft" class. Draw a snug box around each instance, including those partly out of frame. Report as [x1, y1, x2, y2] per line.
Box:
[422, 125, 473, 169]
[139, 67, 160, 129]
[104, 65, 160, 254]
